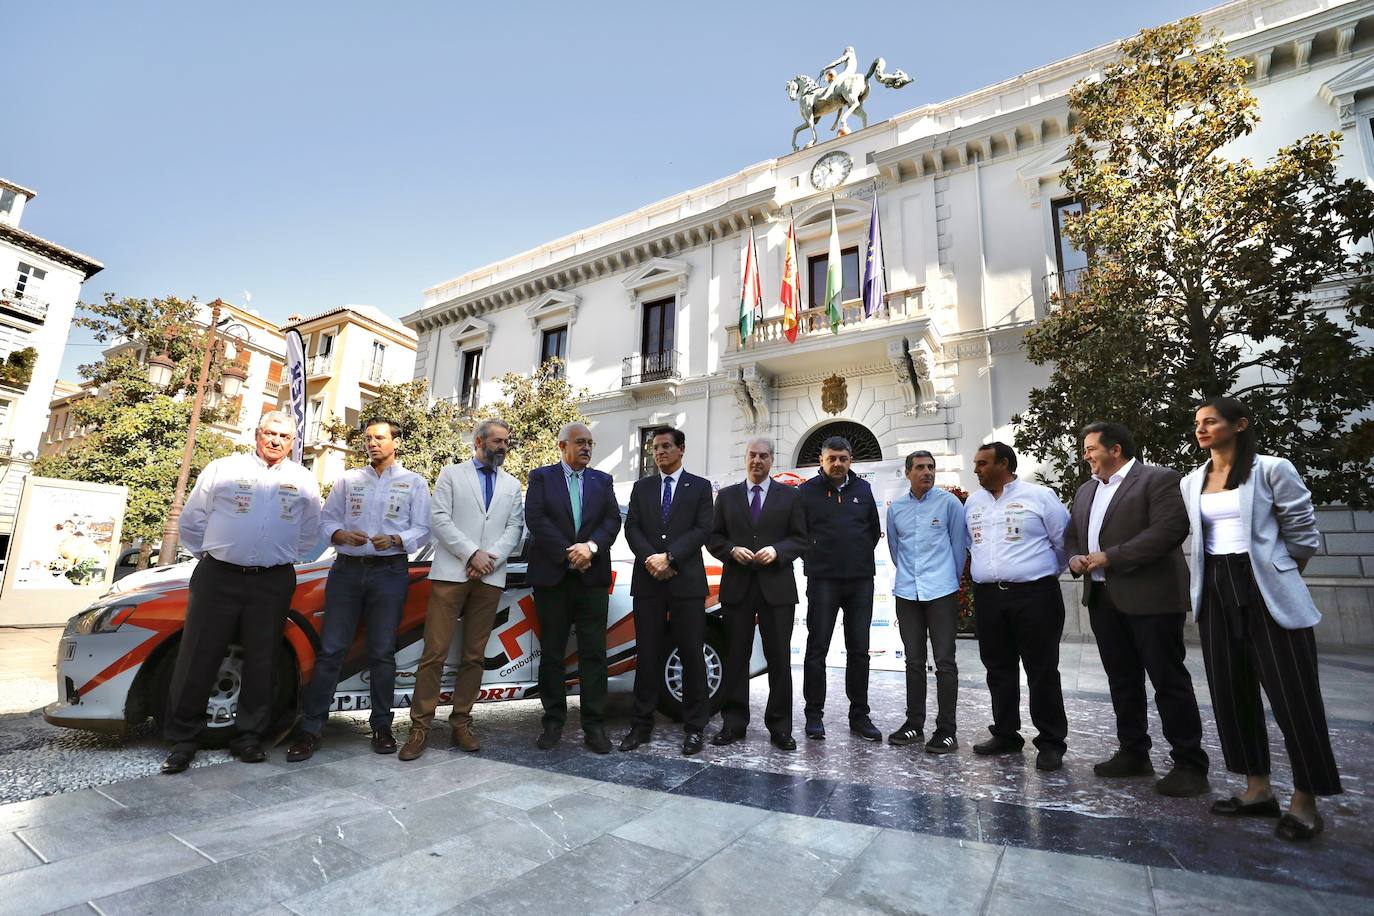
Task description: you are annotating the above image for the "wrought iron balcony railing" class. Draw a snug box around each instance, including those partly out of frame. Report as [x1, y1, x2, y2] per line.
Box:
[1043, 267, 1088, 303]
[622, 350, 681, 387]
[0, 289, 48, 323]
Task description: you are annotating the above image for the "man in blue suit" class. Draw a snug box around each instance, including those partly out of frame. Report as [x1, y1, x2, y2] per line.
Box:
[524, 421, 623, 753]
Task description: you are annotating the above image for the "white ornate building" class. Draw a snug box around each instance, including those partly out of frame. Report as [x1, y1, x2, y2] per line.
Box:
[405, 0, 1374, 639]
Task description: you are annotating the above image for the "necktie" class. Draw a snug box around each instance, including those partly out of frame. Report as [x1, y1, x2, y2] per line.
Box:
[479, 466, 494, 510]
[661, 475, 674, 525]
[569, 470, 582, 533]
[750, 484, 762, 523]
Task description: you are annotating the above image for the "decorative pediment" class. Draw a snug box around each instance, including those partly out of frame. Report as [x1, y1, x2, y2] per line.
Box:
[622, 257, 689, 306]
[523, 290, 579, 332]
[449, 316, 492, 349]
[1015, 141, 1071, 207]
[1320, 55, 1374, 128]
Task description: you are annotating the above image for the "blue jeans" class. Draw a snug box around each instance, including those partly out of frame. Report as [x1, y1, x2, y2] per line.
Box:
[300, 557, 410, 735]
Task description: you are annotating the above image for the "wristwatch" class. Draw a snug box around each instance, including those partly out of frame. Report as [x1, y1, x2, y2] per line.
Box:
[666, 551, 677, 569]
[587, 541, 598, 555]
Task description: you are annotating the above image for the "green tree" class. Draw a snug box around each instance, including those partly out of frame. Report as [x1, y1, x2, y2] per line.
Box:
[1014, 18, 1374, 505]
[322, 360, 589, 487]
[33, 295, 239, 564]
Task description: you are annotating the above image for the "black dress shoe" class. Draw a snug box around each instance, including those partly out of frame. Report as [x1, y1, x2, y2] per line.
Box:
[711, 729, 745, 747]
[584, 730, 612, 754]
[973, 735, 1025, 756]
[161, 750, 194, 774]
[231, 744, 267, 763]
[804, 720, 825, 740]
[682, 733, 704, 756]
[619, 729, 652, 752]
[1035, 748, 1065, 771]
[1211, 795, 1281, 817]
[1156, 766, 1210, 798]
[1275, 812, 1324, 841]
[371, 730, 398, 755]
[286, 733, 321, 762]
[771, 733, 797, 751]
[536, 724, 563, 750]
[850, 718, 882, 742]
[1093, 750, 1154, 778]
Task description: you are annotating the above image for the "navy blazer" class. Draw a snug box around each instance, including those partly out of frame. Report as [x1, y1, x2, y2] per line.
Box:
[524, 462, 622, 588]
[623, 470, 713, 598]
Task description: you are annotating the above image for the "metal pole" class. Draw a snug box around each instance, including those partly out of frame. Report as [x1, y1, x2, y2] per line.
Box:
[159, 300, 221, 566]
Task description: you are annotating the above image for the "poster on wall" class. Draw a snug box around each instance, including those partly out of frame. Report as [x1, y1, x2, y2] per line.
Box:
[0, 477, 128, 626]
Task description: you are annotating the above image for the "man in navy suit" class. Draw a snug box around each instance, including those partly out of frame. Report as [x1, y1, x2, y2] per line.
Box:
[619, 426, 714, 756]
[524, 421, 623, 753]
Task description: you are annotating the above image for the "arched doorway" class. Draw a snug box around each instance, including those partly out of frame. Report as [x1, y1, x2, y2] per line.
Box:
[795, 421, 882, 467]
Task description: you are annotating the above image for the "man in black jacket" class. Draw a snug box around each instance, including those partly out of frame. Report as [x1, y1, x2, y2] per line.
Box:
[707, 436, 809, 750]
[798, 435, 883, 741]
[620, 426, 714, 756]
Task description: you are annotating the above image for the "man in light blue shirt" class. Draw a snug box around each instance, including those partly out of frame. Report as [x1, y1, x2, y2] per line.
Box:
[885, 451, 967, 753]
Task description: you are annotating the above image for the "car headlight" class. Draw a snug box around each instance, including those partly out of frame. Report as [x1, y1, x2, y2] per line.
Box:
[71, 603, 138, 635]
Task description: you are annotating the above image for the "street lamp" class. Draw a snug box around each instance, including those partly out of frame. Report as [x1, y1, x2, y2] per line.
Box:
[156, 299, 252, 566]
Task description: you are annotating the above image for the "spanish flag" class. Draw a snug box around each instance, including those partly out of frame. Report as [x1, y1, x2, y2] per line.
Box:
[781, 220, 801, 343]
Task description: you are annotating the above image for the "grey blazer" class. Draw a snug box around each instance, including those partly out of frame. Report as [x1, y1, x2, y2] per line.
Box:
[1180, 455, 1323, 629]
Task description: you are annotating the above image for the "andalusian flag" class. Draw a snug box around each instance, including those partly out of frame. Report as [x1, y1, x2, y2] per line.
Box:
[780, 220, 800, 343]
[738, 228, 762, 347]
[825, 203, 843, 333]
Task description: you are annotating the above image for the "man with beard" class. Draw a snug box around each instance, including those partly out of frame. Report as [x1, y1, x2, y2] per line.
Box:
[288, 418, 431, 761]
[398, 418, 524, 760]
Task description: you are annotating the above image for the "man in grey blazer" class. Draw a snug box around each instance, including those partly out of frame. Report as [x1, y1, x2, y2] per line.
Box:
[399, 418, 524, 760]
[1066, 422, 1209, 797]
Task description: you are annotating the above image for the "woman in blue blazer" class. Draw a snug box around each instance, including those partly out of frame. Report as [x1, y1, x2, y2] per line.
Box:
[1182, 397, 1342, 841]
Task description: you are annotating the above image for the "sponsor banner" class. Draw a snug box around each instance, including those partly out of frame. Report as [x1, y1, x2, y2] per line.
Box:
[284, 329, 306, 463]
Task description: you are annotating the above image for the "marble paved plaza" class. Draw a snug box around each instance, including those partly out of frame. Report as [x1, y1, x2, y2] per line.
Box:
[0, 635, 1371, 914]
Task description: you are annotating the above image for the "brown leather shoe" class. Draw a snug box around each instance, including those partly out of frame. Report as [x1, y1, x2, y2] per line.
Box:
[371, 730, 398, 754]
[285, 732, 320, 763]
[398, 729, 427, 761]
[452, 725, 480, 753]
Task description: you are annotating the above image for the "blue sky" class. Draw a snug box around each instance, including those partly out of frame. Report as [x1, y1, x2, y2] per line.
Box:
[12, 0, 1206, 381]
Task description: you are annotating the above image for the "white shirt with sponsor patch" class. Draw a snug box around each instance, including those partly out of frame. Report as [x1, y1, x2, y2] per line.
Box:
[320, 462, 432, 556]
[964, 478, 1069, 584]
[179, 452, 322, 567]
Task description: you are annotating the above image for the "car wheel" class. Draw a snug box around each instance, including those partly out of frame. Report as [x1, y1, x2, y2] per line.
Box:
[149, 641, 297, 749]
[656, 619, 727, 720]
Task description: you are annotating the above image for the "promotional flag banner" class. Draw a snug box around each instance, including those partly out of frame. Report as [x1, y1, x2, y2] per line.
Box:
[738, 227, 763, 346]
[862, 193, 886, 319]
[825, 204, 843, 333]
[781, 220, 801, 343]
[284, 329, 306, 463]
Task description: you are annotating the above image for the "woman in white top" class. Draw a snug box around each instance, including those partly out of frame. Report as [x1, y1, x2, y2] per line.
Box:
[1182, 397, 1341, 842]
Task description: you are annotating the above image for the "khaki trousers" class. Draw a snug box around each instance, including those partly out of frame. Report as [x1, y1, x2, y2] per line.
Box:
[408, 578, 502, 732]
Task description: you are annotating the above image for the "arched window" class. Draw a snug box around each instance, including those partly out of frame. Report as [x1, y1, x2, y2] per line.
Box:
[795, 421, 882, 466]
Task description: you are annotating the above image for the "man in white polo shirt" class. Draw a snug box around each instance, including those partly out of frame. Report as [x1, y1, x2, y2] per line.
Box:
[162, 411, 321, 774]
[965, 441, 1070, 771]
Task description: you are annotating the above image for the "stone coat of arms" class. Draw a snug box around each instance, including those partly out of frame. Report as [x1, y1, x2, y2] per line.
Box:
[821, 374, 848, 415]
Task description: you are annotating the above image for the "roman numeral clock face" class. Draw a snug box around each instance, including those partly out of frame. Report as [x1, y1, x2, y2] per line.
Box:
[810, 151, 853, 191]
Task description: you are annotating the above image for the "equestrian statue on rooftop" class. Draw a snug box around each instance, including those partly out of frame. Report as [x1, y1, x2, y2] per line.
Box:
[786, 47, 914, 151]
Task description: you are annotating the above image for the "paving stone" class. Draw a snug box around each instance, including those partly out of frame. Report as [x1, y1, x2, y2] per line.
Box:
[328, 788, 512, 862]
[0, 788, 123, 833]
[0, 832, 208, 916]
[986, 846, 1152, 916]
[1150, 865, 1325, 915]
[472, 767, 600, 811]
[343, 754, 512, 806]
[176, 789, 386, 862]
[282, 831, 541, 915]
[92, 834, 370, 915]
[743, 810, 880, 859]
[654, 830, 849, 915]
[0, 832, 41, 877]
[826, 828, 1001, 915]
[610, 794, 770, 860]
[17, 788, 259, 862]
[467, 833, 695, 916]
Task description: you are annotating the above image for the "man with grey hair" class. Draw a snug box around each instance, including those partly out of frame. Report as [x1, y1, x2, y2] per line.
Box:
[161, 410, 321, 774]
[399, 418, 524, 760]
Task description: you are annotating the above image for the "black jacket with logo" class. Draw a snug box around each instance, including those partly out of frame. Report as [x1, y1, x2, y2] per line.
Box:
[798, 469, 881, 579]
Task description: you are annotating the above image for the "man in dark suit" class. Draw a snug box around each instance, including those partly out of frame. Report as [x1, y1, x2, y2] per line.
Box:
[619, 426, 714, 756]
[1065, 421, 1210, 797]
[707, 436, 808, 751]
[524, 421, 623, 754]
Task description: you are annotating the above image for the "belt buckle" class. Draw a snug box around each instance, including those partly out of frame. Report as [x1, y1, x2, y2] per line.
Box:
[997, 581, 1009, 591]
